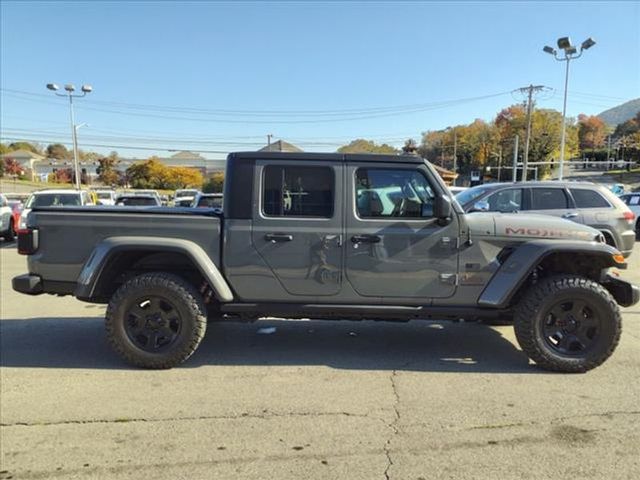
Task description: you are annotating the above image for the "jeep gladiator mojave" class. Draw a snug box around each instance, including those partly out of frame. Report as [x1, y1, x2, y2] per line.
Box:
[13, 152, 640, 372]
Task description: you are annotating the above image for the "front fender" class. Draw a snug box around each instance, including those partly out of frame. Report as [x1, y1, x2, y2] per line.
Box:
[75, 236, 234, 302]
[477, 240, 625, 309]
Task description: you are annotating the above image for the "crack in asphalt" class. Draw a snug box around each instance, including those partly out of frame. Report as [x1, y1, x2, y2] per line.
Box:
[0, 410, 376, 428]
[466, 410, 640, 431]
[383, 369, 401, 480]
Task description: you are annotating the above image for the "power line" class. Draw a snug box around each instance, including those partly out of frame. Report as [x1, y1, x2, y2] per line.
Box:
[1, 88, 512, 124]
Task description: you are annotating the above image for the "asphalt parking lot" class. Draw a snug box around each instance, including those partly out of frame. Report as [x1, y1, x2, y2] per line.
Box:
[1, 241, 639, 480]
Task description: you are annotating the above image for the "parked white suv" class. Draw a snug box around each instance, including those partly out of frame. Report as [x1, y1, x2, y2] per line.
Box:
[19, 189, 96, 230]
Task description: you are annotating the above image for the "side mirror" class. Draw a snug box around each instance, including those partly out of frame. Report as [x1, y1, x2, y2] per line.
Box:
[471, 200, 490, 213]
[434, 194, 452, 219]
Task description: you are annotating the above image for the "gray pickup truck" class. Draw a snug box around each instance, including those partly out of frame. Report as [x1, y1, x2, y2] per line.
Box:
[13, 152, 639, 372]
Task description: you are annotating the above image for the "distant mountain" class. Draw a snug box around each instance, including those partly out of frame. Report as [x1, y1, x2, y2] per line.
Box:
[597, 98, 640, 126]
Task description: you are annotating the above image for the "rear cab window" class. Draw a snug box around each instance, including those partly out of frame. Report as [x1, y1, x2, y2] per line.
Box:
[570, 188, 611, 208]
[354, 168, 435, 219]
[262, 165, 334, 218]
[531, 188, 569, 210]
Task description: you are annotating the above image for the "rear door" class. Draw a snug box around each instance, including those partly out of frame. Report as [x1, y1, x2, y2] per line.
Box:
[344, 162, 459, 299]
[251, 161, 343, 296]
[527, 186, 583, 223]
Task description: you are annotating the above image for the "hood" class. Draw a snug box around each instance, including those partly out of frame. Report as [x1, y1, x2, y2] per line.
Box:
[466, 212, 603, 242]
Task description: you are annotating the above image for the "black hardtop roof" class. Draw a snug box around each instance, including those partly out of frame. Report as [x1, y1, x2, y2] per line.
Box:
[228, 151, 424, 164]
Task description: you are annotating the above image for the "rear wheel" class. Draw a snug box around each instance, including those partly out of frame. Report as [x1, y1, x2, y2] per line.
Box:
[105, 272, 207, 369]
[514, 275, 621, 373]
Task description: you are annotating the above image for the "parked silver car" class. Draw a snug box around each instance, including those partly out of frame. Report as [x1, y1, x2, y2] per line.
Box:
[455, 181, 636, 257]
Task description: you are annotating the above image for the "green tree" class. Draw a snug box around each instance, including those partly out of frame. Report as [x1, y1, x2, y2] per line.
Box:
[46, 143, 71, 159]
[8, 141, 41, 154]
[337, 139, 399, 154]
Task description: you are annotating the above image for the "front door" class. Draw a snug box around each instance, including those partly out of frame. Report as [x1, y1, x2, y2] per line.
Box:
[251, 161, 343, 296]
[345, 163, 459, 299]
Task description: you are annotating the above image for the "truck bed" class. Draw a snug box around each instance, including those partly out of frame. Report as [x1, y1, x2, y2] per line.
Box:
[25, 207, 222, 291]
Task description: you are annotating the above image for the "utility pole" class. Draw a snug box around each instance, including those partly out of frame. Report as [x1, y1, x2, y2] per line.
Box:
[452, 128, 458, 186]
[512, 135, 519, 182]
[606, 135, 612, 170]
[516, 84, 545, 182]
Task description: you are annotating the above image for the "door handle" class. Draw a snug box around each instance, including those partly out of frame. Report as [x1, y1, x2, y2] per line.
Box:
[265, 233, 293, 243]
[351, 234, 381, 244]
[562, 212, 579, 219]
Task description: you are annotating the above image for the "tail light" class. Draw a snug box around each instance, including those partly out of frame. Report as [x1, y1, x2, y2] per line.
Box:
[17, 228, 39, 255]
[623, 211, 635, 223]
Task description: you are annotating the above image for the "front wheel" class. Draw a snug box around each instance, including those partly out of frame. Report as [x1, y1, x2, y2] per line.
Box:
[105, 272, 207, 369]
[514, 275, 621, 373]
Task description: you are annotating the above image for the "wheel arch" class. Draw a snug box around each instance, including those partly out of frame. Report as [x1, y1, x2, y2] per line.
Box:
[478, 240, 625, 309]
[75, 236, 234, 303]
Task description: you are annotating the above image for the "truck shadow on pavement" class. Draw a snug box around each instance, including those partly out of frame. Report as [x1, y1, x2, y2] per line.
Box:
[0, 317, 544, 373]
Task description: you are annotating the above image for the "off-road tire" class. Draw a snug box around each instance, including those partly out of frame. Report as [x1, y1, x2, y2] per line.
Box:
[105, 272, 207, 369]
[514, 275, 621, 373]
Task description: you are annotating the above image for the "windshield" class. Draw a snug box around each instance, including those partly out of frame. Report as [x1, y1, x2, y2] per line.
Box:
[26, 193, 81, 208]
[96, 192, 113, 199]
[454, 185, 494, 206]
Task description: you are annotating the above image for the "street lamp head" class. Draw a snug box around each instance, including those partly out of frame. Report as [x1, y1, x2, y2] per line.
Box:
[557, 37, 573, 50]
[81, 85, 93, 93]
[565, 46, 578, 55]
[46, 83, 59, 91]
[581, 37, 596, 50]
[64, 84, 75, 92]
[543, 45, 557, 55]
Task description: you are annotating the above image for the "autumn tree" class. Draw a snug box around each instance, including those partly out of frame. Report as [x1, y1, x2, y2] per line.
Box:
[48, 168, 73, 184]
[337, 139, 399, 154]
[3, 157, 24, 176]
[97, 152, 121, 185]
[126, 157, 203, 190]
[577, 114, 607, 152]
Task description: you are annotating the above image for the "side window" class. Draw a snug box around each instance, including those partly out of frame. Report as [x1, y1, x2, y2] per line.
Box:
[486, 189, 522, 212]
[570, 189, 610, 208]
[629, 196, 640, 206]
[531, 188, 569, 210]
[262, 165, 334, 218]
[355, 168, 435, 219]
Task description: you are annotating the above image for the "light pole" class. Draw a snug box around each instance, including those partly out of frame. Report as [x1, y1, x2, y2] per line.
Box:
[543, 37, 596, 181]
[46, 83, 93, 189]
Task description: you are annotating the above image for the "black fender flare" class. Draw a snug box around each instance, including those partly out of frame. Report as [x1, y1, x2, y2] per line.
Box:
[477, 240, 625, 309]
[74, 236, 234, 302]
